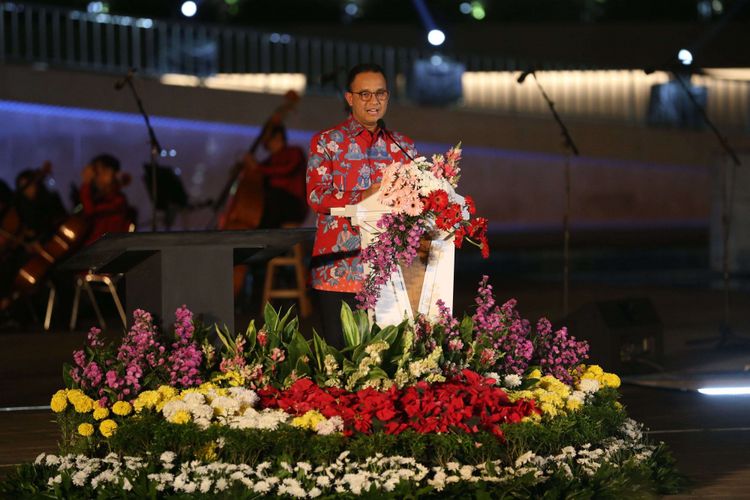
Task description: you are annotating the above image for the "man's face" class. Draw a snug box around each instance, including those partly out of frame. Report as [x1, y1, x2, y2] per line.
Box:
[345, 71, 389, 131]
[263, 132, 285, 154]
[94, 164, 116, 190]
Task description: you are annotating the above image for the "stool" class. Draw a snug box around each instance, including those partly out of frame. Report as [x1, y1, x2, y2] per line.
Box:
[70, 272, 127, 331]
[262, 231, 312, 318]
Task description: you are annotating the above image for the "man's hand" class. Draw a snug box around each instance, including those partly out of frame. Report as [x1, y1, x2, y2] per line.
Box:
[361, 182, 381, 200]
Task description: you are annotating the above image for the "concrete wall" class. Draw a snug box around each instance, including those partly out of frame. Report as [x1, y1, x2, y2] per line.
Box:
[2, 64, 748, 231]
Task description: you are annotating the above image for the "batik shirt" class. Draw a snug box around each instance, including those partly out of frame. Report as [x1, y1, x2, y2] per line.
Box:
[306, 115, 417, 292]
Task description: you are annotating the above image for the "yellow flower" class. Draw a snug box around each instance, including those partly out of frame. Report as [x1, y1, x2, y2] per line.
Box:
[66, 389, 85, 403]
[168, 410, 191, 425]
[566, 398, 583, 411]
[601, 373, 621, 389]
[72, 395, 94, 414]
[157, 385, 178, 400]
[522, 413, 542, 423]
[112, 401, 133, 416]
[93, 406, 110, 420]
[527, 369, 542, 379]
[77, 423, 94, 437]
[50, 390, 68, 413]
[99, 419, 118, 438]
[133, 391, 160, 413]
[291, 410, 326, 431]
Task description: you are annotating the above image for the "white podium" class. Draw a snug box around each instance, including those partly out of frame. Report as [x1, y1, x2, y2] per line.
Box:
[332, 195, 455, 326]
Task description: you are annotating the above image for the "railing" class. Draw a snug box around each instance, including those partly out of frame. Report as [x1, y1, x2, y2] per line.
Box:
[2, 2, 748, 130]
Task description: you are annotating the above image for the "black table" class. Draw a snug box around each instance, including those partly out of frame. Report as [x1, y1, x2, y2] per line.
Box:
[61, 228, 314, 332]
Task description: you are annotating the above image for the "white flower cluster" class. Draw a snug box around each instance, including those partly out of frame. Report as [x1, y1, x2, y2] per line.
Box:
[161, 386, 290, 431]
[33, 419, 656, 497]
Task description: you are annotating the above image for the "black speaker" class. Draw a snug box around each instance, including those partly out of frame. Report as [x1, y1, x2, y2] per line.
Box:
[557, 298, 663, 373]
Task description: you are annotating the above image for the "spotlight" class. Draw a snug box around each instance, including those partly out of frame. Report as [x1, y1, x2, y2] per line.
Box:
[459, 2, 472, 14]
[344, 2, 359, 16]
[471, 1, 486, 20]
[698, 387, 750, 396]
[677, 48, 693, 66]
[180, 1, 197, 17]
[427, 29, 445, 47]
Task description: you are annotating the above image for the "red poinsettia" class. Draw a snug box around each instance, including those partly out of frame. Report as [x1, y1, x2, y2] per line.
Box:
[259, 370, 538, 439]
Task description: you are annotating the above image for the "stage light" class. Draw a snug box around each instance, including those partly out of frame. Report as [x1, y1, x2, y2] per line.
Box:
[471, 1, 486, 20]
[427, 29, 445, 46]
[345, 2, 359, 16]
[180, 1, 197, 18]
[459, 2, 472, 14]
[698, 386, 750, 396]
[87, 2, 106, 13]
[678, 49, 693, 66]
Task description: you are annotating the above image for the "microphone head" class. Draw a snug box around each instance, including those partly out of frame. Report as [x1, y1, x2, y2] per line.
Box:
[517, 69, 534, 84]
[376, 119, 386, 130]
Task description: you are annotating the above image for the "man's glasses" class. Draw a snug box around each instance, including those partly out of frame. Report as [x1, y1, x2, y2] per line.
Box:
[349, 89, 390, 102]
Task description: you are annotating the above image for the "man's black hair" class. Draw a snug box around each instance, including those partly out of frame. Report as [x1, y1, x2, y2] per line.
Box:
[346, 63, 387, 91]
[90, 153, 121, 172]
[266, 124, 287, 144]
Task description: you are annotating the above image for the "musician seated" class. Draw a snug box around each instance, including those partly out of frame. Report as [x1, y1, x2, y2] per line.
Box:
[14, 169, 68, 245]
[244, 125, 308, 228]
[80, 154, 133, 245]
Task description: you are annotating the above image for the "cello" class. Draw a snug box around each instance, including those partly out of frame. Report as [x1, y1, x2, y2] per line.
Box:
[215, 90, 301, 230]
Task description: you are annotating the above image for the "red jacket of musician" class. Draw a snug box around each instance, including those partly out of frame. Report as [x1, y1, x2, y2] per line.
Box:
[80, 183, 131, 245]
[261, 146, 307, 208]
[306, 115, 416, 293]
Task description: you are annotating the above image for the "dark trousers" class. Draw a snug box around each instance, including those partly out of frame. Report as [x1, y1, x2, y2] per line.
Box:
[314, 289, 358, 350]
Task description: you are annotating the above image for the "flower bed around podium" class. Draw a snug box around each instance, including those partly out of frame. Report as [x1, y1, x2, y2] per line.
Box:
[0, 277, 683, 498]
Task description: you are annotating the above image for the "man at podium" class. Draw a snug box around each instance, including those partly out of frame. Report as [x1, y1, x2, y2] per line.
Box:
[306, 63, 417, 347]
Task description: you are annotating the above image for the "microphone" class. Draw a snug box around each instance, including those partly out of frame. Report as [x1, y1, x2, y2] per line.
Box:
[378, 119, 415, 162]
[517, 68, 535, 84]
[114, 68, 136, 91]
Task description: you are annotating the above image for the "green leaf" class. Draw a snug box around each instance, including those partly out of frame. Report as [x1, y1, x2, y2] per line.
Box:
[311, 329, 328, 373]
[245, 320, 257, 352]
[263, 303, 280, 333]
[340, 302, 360, 348]
[459, 315, 474, 343]
[214, 324, 235, 352]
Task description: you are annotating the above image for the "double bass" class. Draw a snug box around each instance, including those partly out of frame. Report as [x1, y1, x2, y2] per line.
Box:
[215, 90, 301, 230]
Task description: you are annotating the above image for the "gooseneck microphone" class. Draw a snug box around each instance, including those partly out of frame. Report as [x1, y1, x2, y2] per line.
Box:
[377, 119, 415, 162]
[516, 68, 535, 84]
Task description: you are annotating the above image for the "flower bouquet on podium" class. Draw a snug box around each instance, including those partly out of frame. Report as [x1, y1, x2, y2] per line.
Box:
[356, 144, 489, 310]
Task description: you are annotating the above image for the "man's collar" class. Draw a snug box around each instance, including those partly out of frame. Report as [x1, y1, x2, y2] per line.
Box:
[344, 115, 383, 138]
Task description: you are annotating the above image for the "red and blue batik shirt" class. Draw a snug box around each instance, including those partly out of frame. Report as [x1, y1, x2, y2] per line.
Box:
[306, 115, 417, 293]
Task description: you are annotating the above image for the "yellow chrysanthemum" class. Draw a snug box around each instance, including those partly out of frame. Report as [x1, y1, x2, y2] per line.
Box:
[168, 410, 191, 425]
[72, 395, 94, 414]
[566, 398, 583, 411]
[212, 370, 245, 387]
[112, 401, 132, 416]
[133, 391, 160, 413]
[66, 389, 84, 402]
[601, 373, 621, 389]
[93, 406, 110, 420]
[291, 410, 326, 431]
[77, 423, 94, 437]
[527, 369, 542, 379]
[50, 390, 68, 413]
[99, 419, 118, 438]
[522, 413, 542, 423]
[157, 385, 178, 400]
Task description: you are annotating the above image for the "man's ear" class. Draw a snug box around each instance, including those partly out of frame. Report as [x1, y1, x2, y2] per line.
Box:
[344, 92, 354, 108]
